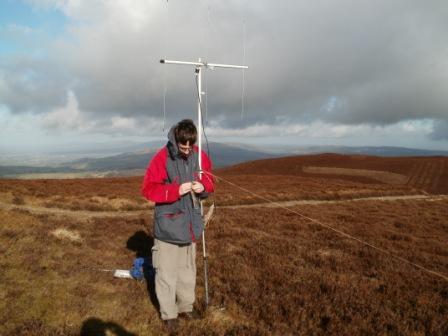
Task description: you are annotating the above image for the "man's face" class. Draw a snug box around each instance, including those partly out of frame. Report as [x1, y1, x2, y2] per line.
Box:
[178, 141, 193, 156]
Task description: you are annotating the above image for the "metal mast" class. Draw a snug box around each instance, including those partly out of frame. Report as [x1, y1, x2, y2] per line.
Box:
[160, 58, 248, 307]
[160, 58, 248, 177]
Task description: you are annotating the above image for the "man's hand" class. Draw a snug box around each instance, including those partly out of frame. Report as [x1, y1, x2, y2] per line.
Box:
[192, 181, 205, 193]
[179, 182, 193, 196]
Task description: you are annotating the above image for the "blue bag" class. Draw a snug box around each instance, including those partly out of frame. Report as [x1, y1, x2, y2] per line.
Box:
[130, 257, 145, 280]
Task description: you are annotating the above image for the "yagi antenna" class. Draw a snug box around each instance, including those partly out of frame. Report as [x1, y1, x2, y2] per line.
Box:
[160, 57, 248, 308]
[159, 58, 248, 178]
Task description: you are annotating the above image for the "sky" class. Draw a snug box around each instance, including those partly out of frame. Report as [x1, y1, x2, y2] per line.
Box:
[1, 0, 448, 154]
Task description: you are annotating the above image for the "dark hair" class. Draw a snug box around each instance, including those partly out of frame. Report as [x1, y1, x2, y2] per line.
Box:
[175, 119, 197, 145]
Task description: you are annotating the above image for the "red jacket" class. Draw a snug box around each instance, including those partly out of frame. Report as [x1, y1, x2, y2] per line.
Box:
[141, 138, 214, 244]
[141, 145, 214, 203]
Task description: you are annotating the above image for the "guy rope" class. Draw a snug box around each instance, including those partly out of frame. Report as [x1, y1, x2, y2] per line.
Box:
[201, 170, 448, 283]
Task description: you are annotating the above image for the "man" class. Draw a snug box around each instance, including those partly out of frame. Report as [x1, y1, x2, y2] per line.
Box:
[141, 119, 214, 334]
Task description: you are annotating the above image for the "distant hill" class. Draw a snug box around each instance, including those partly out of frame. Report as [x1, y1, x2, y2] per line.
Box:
[0, 165, 83, 176]
[275, 145, 448, 157]
[221, 153, 448, 194]
[1, 144, 447, 179]
[65, 142, 275, 170]
[0, 142, 276, 178]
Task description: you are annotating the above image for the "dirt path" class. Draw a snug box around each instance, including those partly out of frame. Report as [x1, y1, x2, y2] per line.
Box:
[0, 201, 149, 219]
[1, 194, 447, 218]
[219, 194, 448, 209]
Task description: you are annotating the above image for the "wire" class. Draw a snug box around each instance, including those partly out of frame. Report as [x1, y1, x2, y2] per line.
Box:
[205, 0, 211, 61]
[161, 0, 169, 132]
[194, 73, 212, 163]
[78, 266, 115, 273]
[241, 18, 247, 119]
[204, 0, 211, 126]
[202, 170, 448, 283]
[204, 71, 209, 126]
[163, 68, 167, 132]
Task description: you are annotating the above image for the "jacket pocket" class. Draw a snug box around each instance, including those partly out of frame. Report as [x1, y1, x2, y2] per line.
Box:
[155, 211, 190, 243]
[163, 212, 183, 219]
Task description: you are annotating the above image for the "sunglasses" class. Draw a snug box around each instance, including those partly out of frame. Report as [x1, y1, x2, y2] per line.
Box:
[178, 144, 193, 152]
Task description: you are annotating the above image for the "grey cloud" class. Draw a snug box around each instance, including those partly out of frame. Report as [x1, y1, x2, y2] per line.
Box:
[0, 56, 68, 113]
[430, 120, 448, 140]
[2, 0, 448, 138]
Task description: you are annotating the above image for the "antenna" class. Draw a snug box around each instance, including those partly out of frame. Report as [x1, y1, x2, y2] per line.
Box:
[160, 57, 248, 308]
[159, 58, 248, 177]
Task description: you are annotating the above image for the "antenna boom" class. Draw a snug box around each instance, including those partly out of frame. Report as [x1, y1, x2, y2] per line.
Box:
[160, 59, 248, 70]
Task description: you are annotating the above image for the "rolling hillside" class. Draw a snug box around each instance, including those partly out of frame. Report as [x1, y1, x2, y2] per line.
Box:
[221, 154, 448, 194]
[0, 154, 447, 335]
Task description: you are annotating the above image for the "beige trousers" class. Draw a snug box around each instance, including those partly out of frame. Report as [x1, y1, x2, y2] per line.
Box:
[152, 238, 197, 320]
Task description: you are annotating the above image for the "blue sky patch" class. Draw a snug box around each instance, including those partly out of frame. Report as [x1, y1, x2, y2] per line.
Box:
[0, 0, 67, 54]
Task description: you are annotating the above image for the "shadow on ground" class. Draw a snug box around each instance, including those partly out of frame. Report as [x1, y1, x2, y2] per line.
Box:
[80, 317, 137, 336]
[126, 230, 159, 311]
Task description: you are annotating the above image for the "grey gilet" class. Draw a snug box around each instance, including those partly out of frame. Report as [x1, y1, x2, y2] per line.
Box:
[153, 125, 208, 244]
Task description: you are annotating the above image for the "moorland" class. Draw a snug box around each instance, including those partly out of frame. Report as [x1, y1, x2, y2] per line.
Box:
[0, 154, 447, 335]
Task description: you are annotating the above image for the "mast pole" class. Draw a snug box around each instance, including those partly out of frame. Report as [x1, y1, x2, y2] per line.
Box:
[160, 58, 248, 308]
[196, 58, 203, 178]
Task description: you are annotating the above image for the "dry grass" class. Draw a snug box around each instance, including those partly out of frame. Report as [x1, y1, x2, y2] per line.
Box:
[212, 174, 417, 206]
[0, 209, 154, 336]
[41, 195, 152, 212]
[201, 200, 448, 335]
[1, 154, 447, 335]
[303, 166, 409, 184]
[222, 154, 448, 194]
[0, 180, 152, 213]
[51, 228, 83, 243]
[1, 197, 447, 335]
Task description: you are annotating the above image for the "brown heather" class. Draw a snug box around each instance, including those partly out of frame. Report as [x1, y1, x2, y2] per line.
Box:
[0, 154, 447, 335]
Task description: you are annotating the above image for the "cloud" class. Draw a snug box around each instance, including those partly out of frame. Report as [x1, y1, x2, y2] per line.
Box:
[39, 90, 165, 136]
[430, 119, 448, 140]
[3, 23, 35, 35]
[0, 56, 67, 113]
[2, 0, 448, 143]
[41, 90, 92, 131]
[205, 119, 434, 140]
